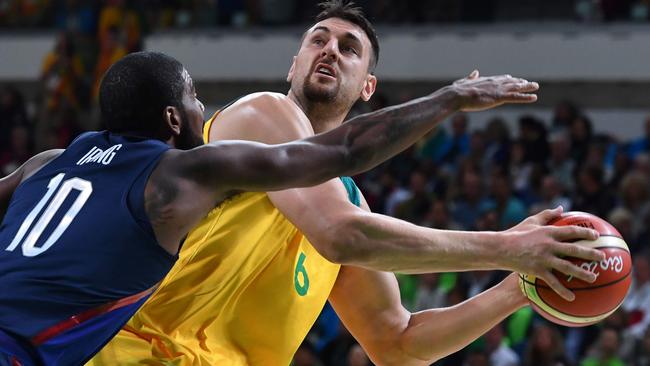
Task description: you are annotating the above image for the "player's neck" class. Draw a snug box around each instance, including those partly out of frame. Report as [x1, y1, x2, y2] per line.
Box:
[287, 90, 349, 134]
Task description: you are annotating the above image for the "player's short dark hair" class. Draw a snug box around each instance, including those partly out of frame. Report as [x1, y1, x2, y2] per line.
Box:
[99, 51, 186, 137]
[315, 0, 379, 72]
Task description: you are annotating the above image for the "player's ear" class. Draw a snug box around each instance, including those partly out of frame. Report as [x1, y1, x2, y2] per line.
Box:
[286, 56, 297, 83]
[360, 74, 377, 102]
[163, 106, 181, 137]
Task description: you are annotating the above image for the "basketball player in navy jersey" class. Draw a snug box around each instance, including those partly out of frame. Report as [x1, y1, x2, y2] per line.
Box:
[0, 50, 542, 365]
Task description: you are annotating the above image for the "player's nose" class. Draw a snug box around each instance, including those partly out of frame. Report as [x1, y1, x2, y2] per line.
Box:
[320, 40, 339, 62]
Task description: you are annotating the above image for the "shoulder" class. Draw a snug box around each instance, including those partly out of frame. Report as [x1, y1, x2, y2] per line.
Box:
[0, 149, 63, 201]
[209, 92, 313, 144]
[20, 149, 64, 183]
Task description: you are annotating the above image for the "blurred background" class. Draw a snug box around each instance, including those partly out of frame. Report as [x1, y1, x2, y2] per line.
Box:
[1, 0, 650, 365]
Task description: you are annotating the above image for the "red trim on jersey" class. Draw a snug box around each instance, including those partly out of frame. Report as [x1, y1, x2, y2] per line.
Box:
[31, 285, 157, 345]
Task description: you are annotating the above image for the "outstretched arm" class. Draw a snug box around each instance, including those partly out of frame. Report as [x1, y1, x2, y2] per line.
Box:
[304, 71, 539, 170]
[174, 72, 540, 195]
[329, 266, 527, 366]
[271, 180, 601, 301]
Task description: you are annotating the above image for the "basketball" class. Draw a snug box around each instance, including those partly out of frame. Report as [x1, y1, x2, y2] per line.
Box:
[519, 211, 633, 327]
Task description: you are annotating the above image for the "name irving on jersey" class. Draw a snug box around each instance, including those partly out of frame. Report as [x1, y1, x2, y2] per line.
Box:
[76, 144, 123, 166]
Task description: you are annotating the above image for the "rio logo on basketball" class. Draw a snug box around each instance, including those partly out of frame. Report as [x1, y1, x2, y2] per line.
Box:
[519, 211, 633, 327]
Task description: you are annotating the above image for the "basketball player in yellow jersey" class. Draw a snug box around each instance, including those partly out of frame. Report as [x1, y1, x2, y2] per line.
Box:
[91, 2, 606, 365]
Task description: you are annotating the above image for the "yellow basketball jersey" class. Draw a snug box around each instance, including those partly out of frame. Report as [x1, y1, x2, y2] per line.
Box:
[89, 115, 357, 366]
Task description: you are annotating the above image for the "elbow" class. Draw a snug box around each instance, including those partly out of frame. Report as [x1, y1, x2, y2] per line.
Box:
[309, 214, 369, 265]
[368, 340, 433, 366]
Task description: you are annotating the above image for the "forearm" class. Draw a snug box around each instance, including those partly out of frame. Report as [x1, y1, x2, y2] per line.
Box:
[330, 211, 507, 273]
[307, 87, 459, 174]
[398, 275, 527, 364]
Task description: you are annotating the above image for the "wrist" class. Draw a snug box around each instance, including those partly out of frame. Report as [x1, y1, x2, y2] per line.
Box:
[499, 274, 530, 310]
[476, 231, 508, 270]
[433, 85, 462, 115]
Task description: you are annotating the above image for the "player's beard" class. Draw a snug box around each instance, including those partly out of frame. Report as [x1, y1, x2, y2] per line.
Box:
[302, 74, 339, 104]
[176, 108, 204, 150]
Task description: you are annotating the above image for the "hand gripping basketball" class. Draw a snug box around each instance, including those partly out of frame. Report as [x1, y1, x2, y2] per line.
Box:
[519, 211, 632, 327]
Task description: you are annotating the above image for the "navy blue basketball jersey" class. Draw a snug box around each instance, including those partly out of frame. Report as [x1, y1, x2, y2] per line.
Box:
[0, 131, 176, 365]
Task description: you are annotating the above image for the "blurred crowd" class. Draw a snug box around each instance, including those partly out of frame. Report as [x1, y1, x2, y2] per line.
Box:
[2, 1, 650, 366]
[293, 97, 650, 365]
[0, 0, 649, 29]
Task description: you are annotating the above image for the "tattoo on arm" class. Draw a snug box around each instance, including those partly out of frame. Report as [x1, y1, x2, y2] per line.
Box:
[308, 86, 459, 172]
[144, 177, 179, 228]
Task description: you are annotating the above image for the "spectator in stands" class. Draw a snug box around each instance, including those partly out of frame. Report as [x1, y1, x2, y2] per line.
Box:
[570, 115, 594, 164]
[553, 100, 580, 129]
[465, 129, 491, 174]
[440, 113, 471, 166]
[47, 105, 83, 148]
[465, 270, 501, 298]
[394, 170, 435, 224]
[628, 327, 650, 366]
[488, 169, 527, 229]
[451, 169, 490, 230]
[608, 207, 635, 247]
[519, 115, 549, 164]
[320, 326, 358, 366]
[53, 0, 98, 36]
[422, 199, 462, 230]
[413, 273, 447, 311]
[547, 129, 575, 192]
[0, 124, 34, 176]
[618, 171, 650, 240]
[635, 208, 650, 253]
[580, 327, 625, 366]
[98, 0, 142, 52]
[572, 165, 617, 219]
[623, 252, 650, 338]
[0, 85, 29, 147]
[628, 116, 650, 159]
[347, 343, 372, 366]
[609, 148, 633, 191]
[510, 139, 535, 198]
[530, 175, 572, 214]
[484, 117, 512, 169]
[40, 32, 86, 113]
[293, 341, 324, 366]
[485, 322, 520, 366]
[523, 322, 571, 366]
[92, 25, 128, 99]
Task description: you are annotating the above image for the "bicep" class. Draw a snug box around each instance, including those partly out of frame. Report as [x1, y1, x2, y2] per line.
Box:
[329, 266, 413, 365]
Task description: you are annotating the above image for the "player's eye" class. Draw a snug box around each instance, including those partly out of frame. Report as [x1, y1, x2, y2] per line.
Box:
[342, 46, 358, 55]
[313, 38, 325, 46]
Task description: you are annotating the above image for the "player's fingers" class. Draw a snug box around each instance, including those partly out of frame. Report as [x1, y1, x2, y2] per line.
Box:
[469, 69, 479, 79]
[551, 225, 599, 242]
[500, 77, 529, 85]
[554, 242, 605, 262]
[525, 206, 563, 225]
[500, 93, 538, 103]
[551, 258, 597, 283]
[506, 81, 539, 93]
[540, 270, 575, 301]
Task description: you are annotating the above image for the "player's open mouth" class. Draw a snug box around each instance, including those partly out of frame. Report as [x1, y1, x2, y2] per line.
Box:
[314, 63, 336, 78]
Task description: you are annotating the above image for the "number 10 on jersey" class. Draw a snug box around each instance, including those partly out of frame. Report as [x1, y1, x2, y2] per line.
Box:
[5, 173, 93, 257]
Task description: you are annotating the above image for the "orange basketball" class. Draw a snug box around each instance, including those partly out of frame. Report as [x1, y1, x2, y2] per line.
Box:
[519, 211, 632, 327]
